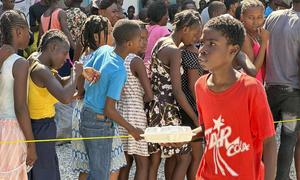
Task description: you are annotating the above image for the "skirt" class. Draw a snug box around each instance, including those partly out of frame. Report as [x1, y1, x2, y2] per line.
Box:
[0, 119, 27, 180]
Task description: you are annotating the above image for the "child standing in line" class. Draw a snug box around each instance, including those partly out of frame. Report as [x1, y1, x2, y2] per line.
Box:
[0, 10, 37, 180]
[27, 29, 84, 180]
[118, 21, 153, 180]
[240, 0, 268, 83]
[179, 22, 206, 180]
[71, 15, 113, 180]
[196, 15, 276, 180]
[79, 19, 144, 180]
[144, 0, 170, 75]
[146, 10, 201, 180]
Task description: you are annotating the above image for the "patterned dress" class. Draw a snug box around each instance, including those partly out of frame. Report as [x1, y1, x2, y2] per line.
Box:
[180, 49, 206, 129]
[118, 54, 149, 157]
[145, 41, 191, 157]
[65, 8, 87, 42]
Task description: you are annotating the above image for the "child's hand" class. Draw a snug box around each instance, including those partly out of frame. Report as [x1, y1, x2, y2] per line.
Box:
[258, 28, 269, 44]
[74, 62, 83, 78]
[129, 127, 144, 141]
[82, 67, 100, 84]
[26, 144, 37, 166]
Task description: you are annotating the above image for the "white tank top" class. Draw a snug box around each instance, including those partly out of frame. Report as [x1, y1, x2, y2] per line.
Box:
[0, 54, 22, 120]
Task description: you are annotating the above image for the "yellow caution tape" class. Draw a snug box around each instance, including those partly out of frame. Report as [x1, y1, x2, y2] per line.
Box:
[0, 118, 299, 144]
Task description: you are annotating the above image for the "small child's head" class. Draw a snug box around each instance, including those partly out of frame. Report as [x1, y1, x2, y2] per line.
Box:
[173, 10, 202, 46]
[38, 29, 70, 69]
[134, 20, 148, 57]
[0, 10, 29, 50]
[208, 1, 227, 19]
[199, 15, 245, 71]
[181, 0, 197, 10]
[147, 0, 169, 26]
[224, 0, 240, 17]
[1, 0, 15, 10]
[127, 5, 135, 20]
[240, 0, 265, 34]
[112, 19, 141, 54]
[81, 15, 113, 52]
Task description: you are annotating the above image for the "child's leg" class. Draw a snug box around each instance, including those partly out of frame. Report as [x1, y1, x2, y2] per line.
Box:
[187, 141, 203, 180]
[148, 151, 162, 180]
[109, 171, 119, 180]
[78, 172, 88, 180]
[119, 152, 134, 180]
[133, 154, 149, 180]
[165, 156, 176, 180]
[29, 119, 60, 180]
[171, 153, 191, 180]
[295, 132, 300, 180]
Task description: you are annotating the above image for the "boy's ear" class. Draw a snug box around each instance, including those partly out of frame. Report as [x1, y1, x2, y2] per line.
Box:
[127, 41, 133, 47]
[183, 26, 189, 33]
[230, 45, 240, 56]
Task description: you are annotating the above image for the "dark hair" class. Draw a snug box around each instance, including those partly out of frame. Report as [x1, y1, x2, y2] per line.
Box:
[224, 0, 240, 10]
[138, 8, 149, 23]
[128, 5, 135, 11]
[81, 15, 110, 52]
[112, 19, 140, 46]
[241, 0, 264, 15]
[208, 1, 226, 18]
[173, 10, 202, 31]
[0, 10, 28, 45]
[98, 0, 117, 9]
[168, 4, 179, 23]
[133, 20, 147, 30]
[147, 0, 168, 23]
[205, 15, 245, 48]
[235, 4, 242, 20]
[38, 29, 69, 52]
[182, 0, 197, 10]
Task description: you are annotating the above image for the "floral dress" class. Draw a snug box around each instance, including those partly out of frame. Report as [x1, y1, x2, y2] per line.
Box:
[145, 40, 191, 157]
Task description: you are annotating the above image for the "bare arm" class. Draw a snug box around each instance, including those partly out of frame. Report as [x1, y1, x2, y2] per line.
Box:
[104, 97, 143, 140]
[263, 136, 277, 180]
[188, 69, 201, 99]
[58, 10, 76, 50]
[31, 63, 82, 104]
[13, 59, 37, 166]
[169, 49, 198, 126]
[235, 51, 257, 77]
[73, 39, 83, 62]
[131, 57, 153, 102]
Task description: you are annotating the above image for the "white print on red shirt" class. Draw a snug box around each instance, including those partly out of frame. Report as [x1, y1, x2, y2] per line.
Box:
[204, 115, 250, 177]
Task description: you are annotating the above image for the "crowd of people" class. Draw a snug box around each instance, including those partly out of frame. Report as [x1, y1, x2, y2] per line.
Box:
[0, 0, 299, 180]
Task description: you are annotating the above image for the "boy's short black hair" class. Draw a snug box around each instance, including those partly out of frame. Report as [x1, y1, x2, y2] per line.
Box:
[128, 5, 135, 10]
[182, 0, 197, 10]
[224, 0, 240, 10]
[208, 1, 226, 18]
[205, 15, 245, 48]
[113, 19, 141, 46]
[147, 0, 168, 23]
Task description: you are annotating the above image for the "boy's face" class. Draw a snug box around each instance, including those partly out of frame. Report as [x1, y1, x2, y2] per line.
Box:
[2, 0, 15, 10]
[138, 29, 148, 54]
[241, 7, 264, 34]
[198, 27, 239, 72]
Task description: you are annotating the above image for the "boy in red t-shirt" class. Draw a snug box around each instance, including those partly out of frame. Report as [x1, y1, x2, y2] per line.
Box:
[195, 15, 277, 180]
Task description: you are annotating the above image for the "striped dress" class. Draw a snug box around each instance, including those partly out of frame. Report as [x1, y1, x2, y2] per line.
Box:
[118, 54, 149, 157]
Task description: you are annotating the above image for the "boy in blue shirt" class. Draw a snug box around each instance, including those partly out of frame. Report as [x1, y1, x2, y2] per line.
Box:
[80, 19, 143, 180]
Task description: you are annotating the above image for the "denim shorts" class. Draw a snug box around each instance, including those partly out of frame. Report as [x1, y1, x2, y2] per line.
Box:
[79, 106, 114, 180]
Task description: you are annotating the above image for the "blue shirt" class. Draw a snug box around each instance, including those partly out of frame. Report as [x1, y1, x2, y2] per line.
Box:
[83, 45, 127, 114]
[265, 6, 273, 17]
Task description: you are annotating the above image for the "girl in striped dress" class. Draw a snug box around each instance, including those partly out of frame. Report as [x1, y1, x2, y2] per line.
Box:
[118, 22, 153, 180]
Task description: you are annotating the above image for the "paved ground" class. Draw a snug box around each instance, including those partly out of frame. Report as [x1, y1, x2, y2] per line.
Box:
[57, 126, 297, 180]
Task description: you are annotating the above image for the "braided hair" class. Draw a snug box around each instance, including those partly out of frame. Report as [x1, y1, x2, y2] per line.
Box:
[38, 29, 69, 52]
[173, 9, 202, 31]
[80, 15, 110, 52]
[0, 10, 28, 45]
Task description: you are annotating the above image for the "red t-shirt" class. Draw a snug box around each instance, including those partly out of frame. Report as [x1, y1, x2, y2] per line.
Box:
[195, 73, 275, 180]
